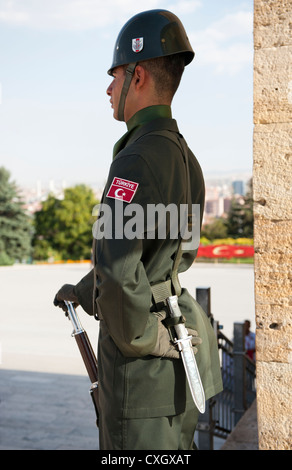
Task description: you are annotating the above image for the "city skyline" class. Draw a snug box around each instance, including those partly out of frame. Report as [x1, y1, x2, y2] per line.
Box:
[19, 170, 252, 227]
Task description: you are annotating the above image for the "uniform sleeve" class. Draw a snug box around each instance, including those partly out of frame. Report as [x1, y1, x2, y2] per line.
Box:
[94, 153, 163, 357]
[74, 268, 95, 316]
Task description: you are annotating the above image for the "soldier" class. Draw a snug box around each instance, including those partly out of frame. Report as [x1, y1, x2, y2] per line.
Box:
[54, 9, 222, 450]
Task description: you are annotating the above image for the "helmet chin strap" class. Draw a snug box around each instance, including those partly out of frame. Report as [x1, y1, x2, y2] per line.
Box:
[117, 62, 137, 122]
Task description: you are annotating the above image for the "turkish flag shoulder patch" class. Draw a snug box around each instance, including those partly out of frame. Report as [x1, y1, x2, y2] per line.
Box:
[106, 177, 139, 203]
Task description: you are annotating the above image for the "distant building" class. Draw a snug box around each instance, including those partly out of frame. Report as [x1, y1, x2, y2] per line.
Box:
[232, 180, 244, 195]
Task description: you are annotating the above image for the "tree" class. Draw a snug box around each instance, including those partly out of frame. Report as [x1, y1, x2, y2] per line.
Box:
[201, 217, 228, 240]
[33, 184, 99, 261]
[0, 167, 32, 265]
[226, 179, 254, 238]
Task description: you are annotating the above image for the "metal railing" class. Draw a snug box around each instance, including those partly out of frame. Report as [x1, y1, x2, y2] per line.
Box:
[195, 287, 256, 450]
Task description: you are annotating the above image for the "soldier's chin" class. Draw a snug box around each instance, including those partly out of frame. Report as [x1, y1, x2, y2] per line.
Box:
[115, 113, 125, 122]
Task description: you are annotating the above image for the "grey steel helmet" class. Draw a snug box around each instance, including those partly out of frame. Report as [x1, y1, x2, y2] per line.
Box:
[108, 9, 194, 121]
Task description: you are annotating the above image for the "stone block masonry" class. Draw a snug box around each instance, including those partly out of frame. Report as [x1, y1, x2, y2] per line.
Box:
[253, 0, 292, 450]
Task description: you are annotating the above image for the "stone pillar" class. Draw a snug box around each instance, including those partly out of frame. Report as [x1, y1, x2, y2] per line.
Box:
[253, 0, 292, 450]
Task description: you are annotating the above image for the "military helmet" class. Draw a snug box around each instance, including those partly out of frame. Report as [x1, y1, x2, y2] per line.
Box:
[108, 9, 194, 76]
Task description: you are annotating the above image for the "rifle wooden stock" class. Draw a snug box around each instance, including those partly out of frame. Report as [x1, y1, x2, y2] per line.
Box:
[74, 331, 100, 427]
[74, 331, 98, 383]
[64, 301, 100, 427]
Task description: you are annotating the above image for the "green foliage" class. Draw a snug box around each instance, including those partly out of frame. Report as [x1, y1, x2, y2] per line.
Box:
[201, 218, 228, 240]
[33, 184, 99, 261]
[225, 179, 254, 238]
[0, 167, 32, 265]
[0, 241, 14, 265]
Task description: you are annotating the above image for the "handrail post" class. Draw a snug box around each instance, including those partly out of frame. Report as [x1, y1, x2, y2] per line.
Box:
[196, 287, 211, 317]
[196, 287, 214, 449]
[233, 322, 246, 425]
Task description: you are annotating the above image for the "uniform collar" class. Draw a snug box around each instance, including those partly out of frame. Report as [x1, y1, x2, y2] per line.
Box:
[126, 105, 172, 132]
[113, 105, 175, 159]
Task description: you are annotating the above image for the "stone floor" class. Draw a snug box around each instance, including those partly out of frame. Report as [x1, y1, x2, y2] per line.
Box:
[0, 368, 258, 451]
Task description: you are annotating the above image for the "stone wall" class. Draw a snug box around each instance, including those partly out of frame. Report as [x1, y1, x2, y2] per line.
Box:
[253, 0, 292, 450]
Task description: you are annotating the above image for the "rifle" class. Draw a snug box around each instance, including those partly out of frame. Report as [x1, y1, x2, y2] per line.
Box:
[64, 300, 99, 427]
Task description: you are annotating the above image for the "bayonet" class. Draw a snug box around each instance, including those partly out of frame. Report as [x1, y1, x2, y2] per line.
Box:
[166, 295, 206, 414]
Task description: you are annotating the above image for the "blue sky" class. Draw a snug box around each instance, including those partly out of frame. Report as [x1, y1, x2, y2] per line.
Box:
[0, 0, 253, 190]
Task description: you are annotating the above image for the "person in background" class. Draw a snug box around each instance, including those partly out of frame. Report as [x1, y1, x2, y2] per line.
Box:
[244, 320, 256, 360]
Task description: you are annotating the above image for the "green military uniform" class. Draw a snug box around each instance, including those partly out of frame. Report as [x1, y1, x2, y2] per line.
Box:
[75, 105, 223, 449]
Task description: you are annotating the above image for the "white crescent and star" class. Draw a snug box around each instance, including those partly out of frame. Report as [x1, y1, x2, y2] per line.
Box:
[114, 188, 126, 198]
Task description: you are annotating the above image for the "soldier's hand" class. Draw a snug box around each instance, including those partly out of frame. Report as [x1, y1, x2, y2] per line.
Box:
[151, 310, 202, 359]
[53, 284, 79, 313]
[187, 328, 202, 355]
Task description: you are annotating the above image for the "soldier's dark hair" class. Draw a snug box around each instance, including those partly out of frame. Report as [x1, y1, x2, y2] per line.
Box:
[139, 53, 185, 100]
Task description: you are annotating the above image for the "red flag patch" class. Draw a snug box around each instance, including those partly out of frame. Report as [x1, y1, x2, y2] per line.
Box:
[106, 177, 139, 203]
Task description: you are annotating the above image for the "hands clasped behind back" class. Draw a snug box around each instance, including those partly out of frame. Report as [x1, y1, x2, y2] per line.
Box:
[151, 310, 202, 359]
[52, 285, 202, 359]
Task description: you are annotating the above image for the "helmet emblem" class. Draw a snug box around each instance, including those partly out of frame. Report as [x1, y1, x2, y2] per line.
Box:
[132, 37, 144, 53]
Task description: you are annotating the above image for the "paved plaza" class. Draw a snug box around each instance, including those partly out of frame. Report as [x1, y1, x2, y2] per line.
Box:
[0, 262, 255, 450]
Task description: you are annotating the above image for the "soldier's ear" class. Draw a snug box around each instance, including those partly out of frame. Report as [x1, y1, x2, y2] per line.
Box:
[134, 65, 146, 88]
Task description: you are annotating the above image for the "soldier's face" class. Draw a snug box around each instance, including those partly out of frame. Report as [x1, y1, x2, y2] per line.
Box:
[106, 66, 125, 120]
